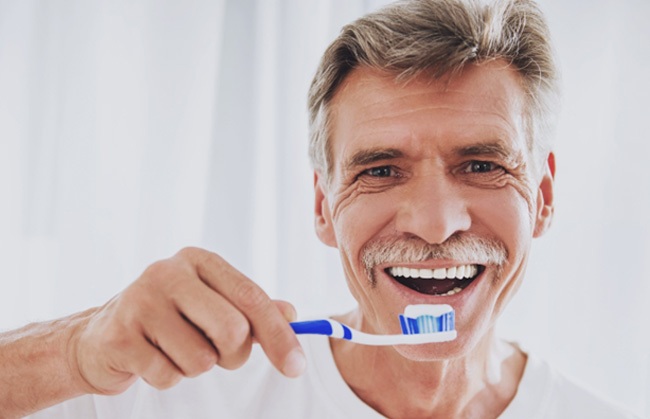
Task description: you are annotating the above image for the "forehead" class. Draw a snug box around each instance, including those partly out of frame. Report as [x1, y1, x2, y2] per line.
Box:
[327, 61, 527, 170]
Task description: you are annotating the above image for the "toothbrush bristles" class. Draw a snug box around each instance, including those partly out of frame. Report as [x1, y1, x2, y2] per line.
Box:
[399, 311, 455, 335]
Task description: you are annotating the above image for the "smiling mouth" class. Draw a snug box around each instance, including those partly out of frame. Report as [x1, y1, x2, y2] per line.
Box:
[386, 265, 484, 296]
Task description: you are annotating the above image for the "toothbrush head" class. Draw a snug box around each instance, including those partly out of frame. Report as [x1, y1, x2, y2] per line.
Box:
[399, 304, 455, 335]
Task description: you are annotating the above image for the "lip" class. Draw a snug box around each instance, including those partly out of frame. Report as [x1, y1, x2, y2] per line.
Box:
[379, 261, 481, 271]
[376, 261, 486, 306]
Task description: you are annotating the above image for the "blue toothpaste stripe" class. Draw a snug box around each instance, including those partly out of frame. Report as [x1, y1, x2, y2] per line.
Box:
[399, 315, 408, 334]
[400, 311, 456, 334]
[408, 317, 419, 334]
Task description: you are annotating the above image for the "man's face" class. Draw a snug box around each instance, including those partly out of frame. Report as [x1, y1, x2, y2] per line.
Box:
[314, 61, 554, 359]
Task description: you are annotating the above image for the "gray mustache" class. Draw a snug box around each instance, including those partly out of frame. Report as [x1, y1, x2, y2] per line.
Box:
[362, 234, 508, 278]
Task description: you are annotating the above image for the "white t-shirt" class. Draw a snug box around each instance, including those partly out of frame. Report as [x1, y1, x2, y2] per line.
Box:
[30, 335, 641, 419]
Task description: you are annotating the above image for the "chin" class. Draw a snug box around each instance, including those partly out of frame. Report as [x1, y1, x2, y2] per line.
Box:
[392, 320, 488, 362]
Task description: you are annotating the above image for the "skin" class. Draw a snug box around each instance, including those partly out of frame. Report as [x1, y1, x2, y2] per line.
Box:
[0, 60, 554, 419]
[314, 61, 555, 418]
[0, 249, 305, 418]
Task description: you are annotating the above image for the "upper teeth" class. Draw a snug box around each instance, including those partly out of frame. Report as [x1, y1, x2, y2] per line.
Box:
[388, 265, 478, 280]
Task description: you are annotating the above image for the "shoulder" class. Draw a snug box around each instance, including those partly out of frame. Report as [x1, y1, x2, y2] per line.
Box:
[501, 352, 643, 419]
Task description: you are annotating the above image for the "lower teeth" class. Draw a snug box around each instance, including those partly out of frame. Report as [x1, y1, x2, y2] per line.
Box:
[439, 286, 463, 296]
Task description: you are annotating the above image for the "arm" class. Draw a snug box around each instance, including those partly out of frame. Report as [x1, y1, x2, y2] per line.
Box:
[0, 247, 305, 418]
[0, 310, 96, 418]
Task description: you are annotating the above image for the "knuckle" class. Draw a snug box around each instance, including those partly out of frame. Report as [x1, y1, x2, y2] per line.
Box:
[219, 314, 250, 347]
[142, 260, 172, 280]
[176, 246, 201, 260]
[140, 352, 160, 375]
[138, 258, 193, 298]
[265, 322, 289, 346]
[113, 290, 156, 325]
[118, 286, 146, 306]
[217, 342, 252, 371]
[185, 350, 218, 377]
[143, 357, 182, 390]
[233, 280, 269, 312]
[149, 371, 183, 390]
[139, 260, 180, 291]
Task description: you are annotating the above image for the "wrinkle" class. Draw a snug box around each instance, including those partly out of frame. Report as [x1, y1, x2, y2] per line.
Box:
[330, 182, 363, 221]
[356, 103, 518, 128]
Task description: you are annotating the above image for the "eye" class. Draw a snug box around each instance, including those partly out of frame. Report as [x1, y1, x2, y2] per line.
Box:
[465, 161, 501, 173]
[363, 166, 395, 177]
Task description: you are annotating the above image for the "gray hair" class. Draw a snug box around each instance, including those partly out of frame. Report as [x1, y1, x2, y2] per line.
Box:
[308, 0, 559, 180]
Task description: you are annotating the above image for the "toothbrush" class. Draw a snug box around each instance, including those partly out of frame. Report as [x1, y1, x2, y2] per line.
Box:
[290, 304, 456, 346]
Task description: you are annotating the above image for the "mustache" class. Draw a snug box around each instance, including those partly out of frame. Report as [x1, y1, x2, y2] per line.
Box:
[361, 233, 508, 280]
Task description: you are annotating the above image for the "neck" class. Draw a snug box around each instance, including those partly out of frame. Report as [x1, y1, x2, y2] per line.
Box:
[330, 310, 526, 419]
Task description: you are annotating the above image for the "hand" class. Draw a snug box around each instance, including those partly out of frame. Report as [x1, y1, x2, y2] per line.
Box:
[69, 247, 305, 394]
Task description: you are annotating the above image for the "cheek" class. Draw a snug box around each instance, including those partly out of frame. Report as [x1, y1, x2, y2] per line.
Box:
[331, 191, 398, 257]
[470, 184, 534, 255]
[331, 193, 399, 326]
[465, 186, 534, 329]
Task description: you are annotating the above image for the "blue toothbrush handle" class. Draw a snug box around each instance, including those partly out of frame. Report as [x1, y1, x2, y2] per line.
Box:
[290, 320, 334, 336]
[290, 319, 354, 340]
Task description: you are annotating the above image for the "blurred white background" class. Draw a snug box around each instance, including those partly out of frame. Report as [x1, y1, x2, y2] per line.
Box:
[0, 0, 648, 416]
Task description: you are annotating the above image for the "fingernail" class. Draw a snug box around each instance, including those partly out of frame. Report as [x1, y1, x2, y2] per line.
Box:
[282, 348, 306, 377]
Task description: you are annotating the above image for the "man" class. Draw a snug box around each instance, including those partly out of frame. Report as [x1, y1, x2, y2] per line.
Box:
[1, 0, 640, 418]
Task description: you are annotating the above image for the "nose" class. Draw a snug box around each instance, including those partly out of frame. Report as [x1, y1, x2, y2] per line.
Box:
[394, 173, 471, 244]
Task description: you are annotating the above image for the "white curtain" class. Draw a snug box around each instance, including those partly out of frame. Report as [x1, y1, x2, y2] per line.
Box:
[0, 0, 647, 416]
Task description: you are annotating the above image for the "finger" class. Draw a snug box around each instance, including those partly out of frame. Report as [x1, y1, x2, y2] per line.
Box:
[216, 277, 305, 377]
[172, 278, 253, 370]
[177, 248, 305, 377]
[114, 333, 184, 390]
[273, 300, 298, 322]
[141, 307, 219, 377]
[252, 300, 297, 344]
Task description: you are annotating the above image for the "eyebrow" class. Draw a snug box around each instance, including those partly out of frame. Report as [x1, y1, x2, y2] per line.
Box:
[452, 141, 519, 162]
[343, 148, 405, 172]
[342, 141, 521, 173]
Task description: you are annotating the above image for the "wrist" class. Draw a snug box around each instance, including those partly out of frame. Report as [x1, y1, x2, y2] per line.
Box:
[63, 307, 102, 396]
[0, 307, 99, 417]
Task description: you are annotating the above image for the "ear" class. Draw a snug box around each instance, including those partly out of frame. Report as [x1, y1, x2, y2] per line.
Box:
[533, 152, 556, 238]
[314, 172, 337, 247]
